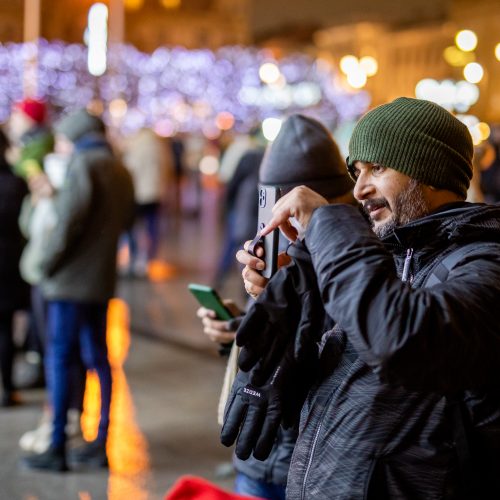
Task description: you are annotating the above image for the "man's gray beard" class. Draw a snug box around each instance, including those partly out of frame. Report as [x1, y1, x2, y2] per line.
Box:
[374, 179, 430, 238]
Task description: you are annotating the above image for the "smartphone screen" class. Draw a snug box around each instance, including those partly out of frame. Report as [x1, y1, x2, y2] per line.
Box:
[188, 283, 234, 321]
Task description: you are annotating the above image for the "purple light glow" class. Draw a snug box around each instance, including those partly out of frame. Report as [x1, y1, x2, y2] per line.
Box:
[0, 40, 369, 133]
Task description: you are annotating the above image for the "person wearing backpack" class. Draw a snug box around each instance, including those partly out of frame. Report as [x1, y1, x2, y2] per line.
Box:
[233, 97, 500, 499]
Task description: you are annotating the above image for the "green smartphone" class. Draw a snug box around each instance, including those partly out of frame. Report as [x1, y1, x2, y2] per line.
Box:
[188, 283, 234, 321]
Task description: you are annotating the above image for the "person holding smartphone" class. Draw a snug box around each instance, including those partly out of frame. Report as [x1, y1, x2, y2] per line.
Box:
[197, 114, 355, 500]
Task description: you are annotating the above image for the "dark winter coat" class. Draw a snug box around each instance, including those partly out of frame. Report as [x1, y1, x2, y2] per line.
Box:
[287, 202, 500, 500]
[0, 162, 29, 312]
[226, 149, 264, 246]
[40, 134, 135, 302]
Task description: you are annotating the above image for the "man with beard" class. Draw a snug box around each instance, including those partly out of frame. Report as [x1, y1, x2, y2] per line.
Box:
[236, 97, 500, 498]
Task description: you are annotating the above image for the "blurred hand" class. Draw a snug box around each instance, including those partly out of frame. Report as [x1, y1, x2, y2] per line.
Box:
[237, 241, 292, 299]
[28, 172, 54, 202]
[196, 299, 241, 344]
[261, 186, 328, 241]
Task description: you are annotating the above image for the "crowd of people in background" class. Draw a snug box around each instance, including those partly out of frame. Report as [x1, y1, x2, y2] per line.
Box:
[2, 94, 500, 499]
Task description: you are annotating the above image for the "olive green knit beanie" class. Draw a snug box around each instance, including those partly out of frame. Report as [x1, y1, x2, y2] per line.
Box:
[346, 97, 473, 198]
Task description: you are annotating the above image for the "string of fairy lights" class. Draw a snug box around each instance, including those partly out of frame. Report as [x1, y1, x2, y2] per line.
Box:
[0, 39, 370, 138]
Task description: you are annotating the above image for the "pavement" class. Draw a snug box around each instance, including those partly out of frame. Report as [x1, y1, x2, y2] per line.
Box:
[1, 188, 250, 500]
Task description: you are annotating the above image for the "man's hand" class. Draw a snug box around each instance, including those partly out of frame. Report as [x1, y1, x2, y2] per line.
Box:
[196, 300, 241, 344]
[237, 242, 292, 299]
[261, 186, 328, 241]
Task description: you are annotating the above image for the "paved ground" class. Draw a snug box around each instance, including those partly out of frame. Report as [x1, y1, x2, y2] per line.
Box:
[0, 188, 250, 500]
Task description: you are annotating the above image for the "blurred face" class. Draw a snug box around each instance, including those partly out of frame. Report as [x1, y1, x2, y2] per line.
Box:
[352, 161, 430, 238]
[54, 133, 74, 156]
[8, 109, 34, 141]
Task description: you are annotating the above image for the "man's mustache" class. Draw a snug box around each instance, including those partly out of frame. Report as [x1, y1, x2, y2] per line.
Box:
[362, 198, 390, 217]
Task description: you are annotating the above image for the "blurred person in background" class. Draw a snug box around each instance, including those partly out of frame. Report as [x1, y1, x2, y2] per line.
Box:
[8, 98, 54, 179]
[122, 127, 174, 277]
[480, 125, 500, 203]
[213, 147, 265, 291]
[17, 151, 86, 455]
[198, 114, 354, 500]
[0, 128, 29, 407]
[7, 98, 54, 390]
[21, 109, 134, 472]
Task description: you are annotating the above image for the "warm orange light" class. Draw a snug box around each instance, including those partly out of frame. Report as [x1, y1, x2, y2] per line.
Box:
[160, 0, 181, 8]
[125, 0, 144, 10]
[81, 298, 150, 496]
[215, 112, 235, 131]
[147, 259, 177, 282]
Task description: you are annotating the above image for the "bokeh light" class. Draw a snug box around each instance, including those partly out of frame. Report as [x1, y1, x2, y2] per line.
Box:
[259, 62, 281, 84]
[443, 46, 475, 67]
[215, 111, 235, 130]
[339, 55, 359, 75]
[463, 62, 484, 84]
[262, 117, 282, 141]
[455, 30, 478, 52]
[347, 68, 367, 89]
[359, 56, 378, 77]
[199, 155, 219, 175]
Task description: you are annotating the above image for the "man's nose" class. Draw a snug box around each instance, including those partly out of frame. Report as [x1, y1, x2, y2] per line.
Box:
[353, 172, 374, 201]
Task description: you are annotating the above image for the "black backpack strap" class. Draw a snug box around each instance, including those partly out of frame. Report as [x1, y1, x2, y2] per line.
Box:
[423, 242, 482, 287]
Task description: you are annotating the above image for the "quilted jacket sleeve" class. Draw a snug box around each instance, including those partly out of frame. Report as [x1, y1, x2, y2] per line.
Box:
[305, 204, 500, 393]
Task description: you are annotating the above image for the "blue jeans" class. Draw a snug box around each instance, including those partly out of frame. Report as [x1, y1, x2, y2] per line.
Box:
[234, 472, 286, 500]
[45, 301, 111, 448]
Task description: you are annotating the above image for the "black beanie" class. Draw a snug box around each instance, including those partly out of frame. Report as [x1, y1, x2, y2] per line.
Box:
[259, 114, 353, 199]
[55, 109, 105, 143]
[347, 97, 473, 198]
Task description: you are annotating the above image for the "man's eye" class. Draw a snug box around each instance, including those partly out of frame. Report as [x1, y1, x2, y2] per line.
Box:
[353, 169, 360, 178]
[372, 164, 385, 174]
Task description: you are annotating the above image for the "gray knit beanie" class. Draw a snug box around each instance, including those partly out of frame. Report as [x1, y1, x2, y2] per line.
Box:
[55, 109, 105, 143]
[346, 97, 473, 198]
[259, 114, 353, 199]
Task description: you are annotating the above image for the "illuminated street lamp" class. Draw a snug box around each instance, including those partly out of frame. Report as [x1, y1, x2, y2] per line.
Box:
[87, 3, 108, 77]
[495, 43, 500, 62]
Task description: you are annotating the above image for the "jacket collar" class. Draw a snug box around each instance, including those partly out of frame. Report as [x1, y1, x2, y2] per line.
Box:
[382, 202, 500, 251]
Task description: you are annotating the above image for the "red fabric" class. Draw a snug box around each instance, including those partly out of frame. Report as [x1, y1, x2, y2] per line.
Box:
[14, 98, 47, 124]
[164, 475, 262, 500]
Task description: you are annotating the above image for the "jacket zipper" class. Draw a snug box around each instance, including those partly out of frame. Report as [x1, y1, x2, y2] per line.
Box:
[401, 248, 414, 283]
[301, 420, 323, 500]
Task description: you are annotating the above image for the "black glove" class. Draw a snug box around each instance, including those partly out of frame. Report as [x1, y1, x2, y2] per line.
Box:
[220, 334, 310, 460]
[221, 241, 326, 460]
[236, 240, 325, 385]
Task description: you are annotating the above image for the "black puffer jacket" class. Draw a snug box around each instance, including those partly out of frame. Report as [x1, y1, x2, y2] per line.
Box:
[288, 202, 500, 500]
[0, 162, 29, 312]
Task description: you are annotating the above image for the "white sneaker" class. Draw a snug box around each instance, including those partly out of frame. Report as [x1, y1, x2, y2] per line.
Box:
[19, 411, 52, 453]
[19, 409, 82, 453]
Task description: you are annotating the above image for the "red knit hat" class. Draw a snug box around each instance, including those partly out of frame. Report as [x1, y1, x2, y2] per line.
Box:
[164, 476, 262, 500]
[14, 98, 47, 124]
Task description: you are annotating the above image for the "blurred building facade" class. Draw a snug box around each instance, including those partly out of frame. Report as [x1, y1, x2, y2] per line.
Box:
[1, 0, 499, 122]
[313, 0, 500, 122]
[0, 0, 251, 49]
